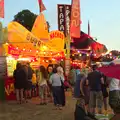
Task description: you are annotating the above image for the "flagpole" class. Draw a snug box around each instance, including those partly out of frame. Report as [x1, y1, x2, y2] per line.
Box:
[88, 20, 90, 36]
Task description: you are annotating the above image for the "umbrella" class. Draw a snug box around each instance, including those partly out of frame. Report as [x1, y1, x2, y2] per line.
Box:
[97, 64, 120, 80]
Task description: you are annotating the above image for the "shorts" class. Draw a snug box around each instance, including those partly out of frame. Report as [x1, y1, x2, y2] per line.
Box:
[32, 84, 36, 89]
[89, 91, 103, 108]
[39, 85, 47, 99]
[109, 90, 120, 113]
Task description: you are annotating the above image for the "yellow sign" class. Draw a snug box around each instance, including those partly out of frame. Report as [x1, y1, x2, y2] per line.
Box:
[47, 30, 64, 51]
[8, 22, 57, 51]
[31, 13, 49, 41]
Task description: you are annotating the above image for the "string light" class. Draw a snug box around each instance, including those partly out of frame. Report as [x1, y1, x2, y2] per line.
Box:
[87, 54, 89, 57]
[44, 52, 46, 54]
[46, 60, 48, 63]
[5, 42, 8, 45]
[109, 53, 112, 56]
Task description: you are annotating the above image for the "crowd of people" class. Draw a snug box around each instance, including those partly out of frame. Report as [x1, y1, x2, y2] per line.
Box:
[13, 62, 120, 119]
[13, 62, 72, 110]
[72, 65, 120, 120]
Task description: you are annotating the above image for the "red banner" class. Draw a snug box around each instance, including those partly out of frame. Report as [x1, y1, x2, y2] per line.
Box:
[0, 0, 4, 18]
[70, 0, 80, 38]
[5, 77, 16, 100]
[38, 0, 46, 13]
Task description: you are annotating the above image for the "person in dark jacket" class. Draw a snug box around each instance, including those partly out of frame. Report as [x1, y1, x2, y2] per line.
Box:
[13, 63, 28, 104]
[26, 62, 33, 99]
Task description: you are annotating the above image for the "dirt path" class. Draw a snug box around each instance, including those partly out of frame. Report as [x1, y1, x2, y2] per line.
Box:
[0, 96, 76, 120]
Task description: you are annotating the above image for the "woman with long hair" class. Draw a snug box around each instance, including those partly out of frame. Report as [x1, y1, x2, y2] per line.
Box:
[47, 65, 53, 102]
[37, 65, 48, 105]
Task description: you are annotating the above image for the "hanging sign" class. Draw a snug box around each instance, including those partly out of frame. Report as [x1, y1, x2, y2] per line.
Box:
[48, 30, 64, 51]
[58, 4, 71, 36]
[65, 5, 71, 35]
[70, 0, 81, 38]
[58, 4, 66, 35]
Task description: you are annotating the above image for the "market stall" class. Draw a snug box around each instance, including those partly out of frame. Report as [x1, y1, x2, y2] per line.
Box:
[3, 19, 65, 100]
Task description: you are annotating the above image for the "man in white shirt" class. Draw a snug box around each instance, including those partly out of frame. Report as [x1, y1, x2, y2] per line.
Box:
[109, 78, 120, 115]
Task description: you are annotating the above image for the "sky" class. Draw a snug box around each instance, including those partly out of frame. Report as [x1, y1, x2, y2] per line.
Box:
[1, 0, 120, 50]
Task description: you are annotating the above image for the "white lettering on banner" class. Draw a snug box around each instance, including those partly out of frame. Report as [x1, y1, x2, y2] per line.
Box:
[58, 5, 66, 35]
[60, 18, 64, 25]
[59, 6, 64, 12]
[59, 11, 65, 32]
[60, 25, 65, 31]
[65, 5, 71, 34]
[59, 13, 64, 18]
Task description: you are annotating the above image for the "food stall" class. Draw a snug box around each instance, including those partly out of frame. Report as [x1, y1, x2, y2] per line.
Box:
[3, 19, 65, 100]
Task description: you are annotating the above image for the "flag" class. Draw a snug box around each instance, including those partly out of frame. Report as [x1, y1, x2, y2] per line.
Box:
[88, 20, 90, 36]
[31, 13, 49, 41]
[38, 0, 46, 13]
[0, 0, 4, 18]
[70, 0, 80, 38]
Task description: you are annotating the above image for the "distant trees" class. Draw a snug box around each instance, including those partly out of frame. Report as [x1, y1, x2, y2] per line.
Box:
[13, 9, 50, 32]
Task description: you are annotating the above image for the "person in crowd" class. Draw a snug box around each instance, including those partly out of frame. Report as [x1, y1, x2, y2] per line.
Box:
[26, 63, 33, 99]
[80, 70, 90, 114]
[47, 65, 53, 102]
[13, 63, 28, 104]
[37, 65, 48, 105]
[68, 66, 76, 86]
[108, 77, 120, 119]
[101, 74, 109, 115]
[74, 96, 98, 120]
[32, 70, 37, 97]
[49, 66, 65, 110]
[74, 68, 82, 98]
[22, 65, 29, 103]
[86, 65, 104, 115]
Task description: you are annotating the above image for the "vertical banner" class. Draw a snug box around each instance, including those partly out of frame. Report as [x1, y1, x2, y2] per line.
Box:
[0, 0, 4, 18]
[70, 0, 80, 38]
[57, 4, 66, 36]
[65, 5, 71, 35]
[58, 4, 71, 36]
